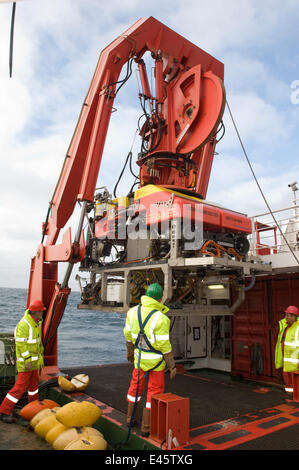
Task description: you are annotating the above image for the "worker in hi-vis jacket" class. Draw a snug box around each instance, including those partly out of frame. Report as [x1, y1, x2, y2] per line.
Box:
[124, 283, 176, 437]
[275, 305, 299, 395]
[0, 300, 45, 423]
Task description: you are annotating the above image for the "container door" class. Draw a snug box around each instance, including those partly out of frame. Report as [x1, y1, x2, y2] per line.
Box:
[231, 280, 271, 378]
[232, 273, 299, 383]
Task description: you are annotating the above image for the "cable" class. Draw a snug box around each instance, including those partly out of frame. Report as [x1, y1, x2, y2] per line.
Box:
[113, 151, 132, 198]
[9, 2, 16, 78]
[113, 129, 139, 198]
[139, 96, 153, 154]
[140, 152, 194, 166]
[138, 95, 163, 156]
[226, 98, 299, 266]
[129, 150, 139, 179]
[109, 346, 142, 449]
[38, 378, 59, 391]
[106, 58, 134, 96]
[216, 120, 226, 143]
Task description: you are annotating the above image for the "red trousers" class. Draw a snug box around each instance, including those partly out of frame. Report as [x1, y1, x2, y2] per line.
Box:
[283, 371, 294, 393]
[0, 370, 39, 415]
[127, 368, 164, 409]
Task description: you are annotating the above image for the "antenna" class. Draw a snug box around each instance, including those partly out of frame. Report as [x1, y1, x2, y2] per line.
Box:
[288, 181, 298, 219]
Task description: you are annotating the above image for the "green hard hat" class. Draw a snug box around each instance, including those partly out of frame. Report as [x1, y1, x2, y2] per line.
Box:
[146, 283, 163, 300]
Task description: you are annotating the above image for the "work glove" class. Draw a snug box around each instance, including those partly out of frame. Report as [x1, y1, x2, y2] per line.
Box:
[126, 341, 135, 364]
[163, 351, 177, 380]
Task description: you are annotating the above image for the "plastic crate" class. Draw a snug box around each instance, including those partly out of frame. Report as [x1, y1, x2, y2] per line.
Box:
[0, 333, 16, 384]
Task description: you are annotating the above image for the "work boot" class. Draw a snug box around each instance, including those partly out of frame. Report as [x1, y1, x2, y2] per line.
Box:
[0, 413, 15, 424]
[141, 408, 150, 437]
[126, 402, 137, 427]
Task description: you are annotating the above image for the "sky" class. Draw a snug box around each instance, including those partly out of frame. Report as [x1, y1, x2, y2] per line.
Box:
[0, 0, 298, 292]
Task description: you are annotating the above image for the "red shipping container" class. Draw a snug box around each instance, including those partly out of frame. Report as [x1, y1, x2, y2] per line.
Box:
[231, 273, 299, 384]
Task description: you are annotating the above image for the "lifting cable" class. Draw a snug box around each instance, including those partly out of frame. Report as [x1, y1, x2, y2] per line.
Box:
[226, 99, 299, 266]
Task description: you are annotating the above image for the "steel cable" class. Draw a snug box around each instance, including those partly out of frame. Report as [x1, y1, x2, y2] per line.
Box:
[226, 99, 299, 266]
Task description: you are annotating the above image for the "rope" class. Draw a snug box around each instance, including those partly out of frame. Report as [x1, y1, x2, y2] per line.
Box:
[226, 99, 299, 266]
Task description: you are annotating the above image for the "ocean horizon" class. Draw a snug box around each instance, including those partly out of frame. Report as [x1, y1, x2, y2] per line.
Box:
[0, 287, 127, 368]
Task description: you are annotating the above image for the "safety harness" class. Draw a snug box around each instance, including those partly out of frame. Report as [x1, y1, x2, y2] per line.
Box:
[134, 304, 164, 371]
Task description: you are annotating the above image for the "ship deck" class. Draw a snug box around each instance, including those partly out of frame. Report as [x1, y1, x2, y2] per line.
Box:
[59, 363, 299, 451]
[2, 363, 299, 451]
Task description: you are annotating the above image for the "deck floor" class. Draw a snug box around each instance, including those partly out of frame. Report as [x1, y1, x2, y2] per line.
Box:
[61, 363, 299, 450]
[1, 364, 298, 451]
[0, 419, 52, 451]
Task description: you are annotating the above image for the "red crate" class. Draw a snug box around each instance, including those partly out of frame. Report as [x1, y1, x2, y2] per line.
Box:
[150, 393, 189, 448]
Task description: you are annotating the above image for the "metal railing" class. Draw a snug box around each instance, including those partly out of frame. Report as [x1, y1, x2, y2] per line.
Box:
[249, 199, 299, 257]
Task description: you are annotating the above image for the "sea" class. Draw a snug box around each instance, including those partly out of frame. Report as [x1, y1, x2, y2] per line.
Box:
[0, 287, 127, 369]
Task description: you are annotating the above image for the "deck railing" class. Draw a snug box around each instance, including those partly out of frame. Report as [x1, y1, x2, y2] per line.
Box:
[249, 199, 299, 257]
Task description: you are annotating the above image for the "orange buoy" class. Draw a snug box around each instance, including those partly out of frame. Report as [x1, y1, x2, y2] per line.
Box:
[20, 399, 60, 421]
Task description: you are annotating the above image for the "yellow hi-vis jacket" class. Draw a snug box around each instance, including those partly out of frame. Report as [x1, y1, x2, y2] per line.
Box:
[124, 295, 172, 372]
[275, 317, 299, 372]
[14, 310, 44, 372]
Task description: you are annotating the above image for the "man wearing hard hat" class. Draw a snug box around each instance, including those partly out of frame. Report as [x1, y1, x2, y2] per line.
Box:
[0, 300, 46, 423]
[275, 305, 299, 395]
[124, 283, 176, 437]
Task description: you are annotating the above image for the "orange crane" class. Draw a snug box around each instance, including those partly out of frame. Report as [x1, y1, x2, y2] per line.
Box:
[26, 17, 229, 374]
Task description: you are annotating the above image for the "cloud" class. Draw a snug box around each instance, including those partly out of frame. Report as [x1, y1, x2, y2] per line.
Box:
[0, 77, 31, 144]
[223, 53, 292, 108]
[166, 0, 299, 55]
[208, 153, 299, 217]
[219, 92, 292, 154]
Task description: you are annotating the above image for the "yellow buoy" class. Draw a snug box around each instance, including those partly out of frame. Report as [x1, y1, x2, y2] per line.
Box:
[30, 407, 59, 429]
[52, 428, 80, 450]
[34, 414, 59, 439]
[64, 436, 107, 450]
[55, 401, 101, 427]
[58, 376, 76, 392]
[58, 374, 90, 393]
[52, 426, 105, 450]
[80, 401, 102, 424]
[71, 374, 90, 391]
[80, 426, 104, 440]
[45, 422, 68, 444]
